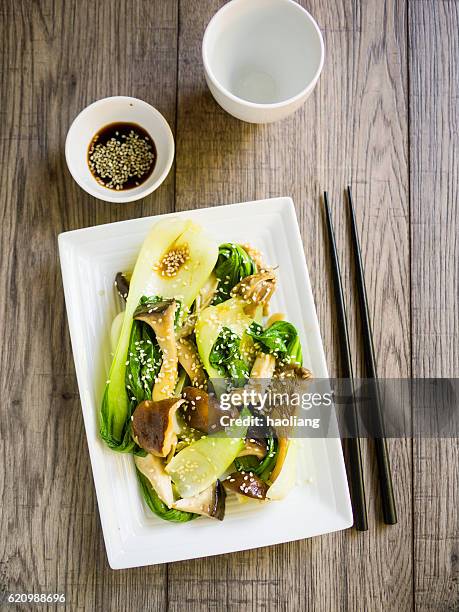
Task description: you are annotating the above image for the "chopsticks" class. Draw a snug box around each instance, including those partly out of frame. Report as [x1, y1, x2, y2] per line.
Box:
[324, 192, 368, 531]
[347, 186, 397, 525]
[324, 188, 397, 529]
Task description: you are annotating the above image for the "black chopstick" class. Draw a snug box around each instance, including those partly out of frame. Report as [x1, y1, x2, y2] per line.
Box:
[324, 192, 368, 532]
[347, 186, 397, 525]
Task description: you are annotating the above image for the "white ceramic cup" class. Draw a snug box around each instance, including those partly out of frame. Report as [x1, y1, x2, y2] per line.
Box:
[65, 96, 174, 203]
[202, 0, 324, 124]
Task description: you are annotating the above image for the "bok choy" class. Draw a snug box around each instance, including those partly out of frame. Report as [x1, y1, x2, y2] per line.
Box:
[247, 321, 303, 365]
[212, 243, 257, 304]
[195, 297, 262, 381]
[235, 433, 278, 481]
[137, 469, 197, 522]
[209, 327, 249, 381]
[99, 220, 303, 521]
[100, 219, 218, 451]
[165, 427, 246, 498]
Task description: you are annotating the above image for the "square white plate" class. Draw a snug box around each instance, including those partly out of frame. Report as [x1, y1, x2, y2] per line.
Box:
[58, 197, 352, 569]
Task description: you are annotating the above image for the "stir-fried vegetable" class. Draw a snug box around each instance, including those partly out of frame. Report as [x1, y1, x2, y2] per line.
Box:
[235, 434, 278, 481]
[166, 434, 245, 498]
[195, 296, 262, 381]
[247, 321, 303, 365]
[209, 327, 249, 381]
[100, 222, 305, 521]
[134, 298, 180, 401]
[212, 243, 257, 304]
[223, 471, 269, 500]
[110, 311, 125, 352]
[173, 481, 226, 520]
[100, 219, 218, 451]
[126, 318, 162, 405]
[137, 469, 197, 522]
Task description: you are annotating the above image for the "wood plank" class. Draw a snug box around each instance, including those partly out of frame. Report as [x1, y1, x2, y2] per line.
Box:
[409, 1, 459, 609]
[170, 1, 412, 610]
[0, 1, 177, 609]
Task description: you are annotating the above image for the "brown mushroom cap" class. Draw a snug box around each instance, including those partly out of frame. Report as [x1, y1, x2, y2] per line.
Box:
[115, 272, 130, 301]
[275, 364, 312, 380]
[181, 386, 237, 433]
[223, 471, 269, 500]
[181, 386, 226, 433]
[134, 298, 177, 322]
[181, 386, 209, 432]
[132, 398, 184, 457]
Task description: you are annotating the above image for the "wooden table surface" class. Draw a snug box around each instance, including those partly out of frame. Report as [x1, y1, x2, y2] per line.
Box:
[1, 1, 458, 610]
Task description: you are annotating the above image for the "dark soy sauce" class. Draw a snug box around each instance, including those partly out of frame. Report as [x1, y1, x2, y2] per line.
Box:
[87, 122, 157, 190]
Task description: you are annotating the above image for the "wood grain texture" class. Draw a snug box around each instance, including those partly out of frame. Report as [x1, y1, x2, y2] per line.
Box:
[0, 0, 457, 610]
[409, 1, 459, 610]
[0, 0, 178, 610]
[170, 1, 412, 610]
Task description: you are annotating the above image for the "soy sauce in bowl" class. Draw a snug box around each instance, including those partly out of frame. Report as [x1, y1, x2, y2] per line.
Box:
[87, 122, 156, 190]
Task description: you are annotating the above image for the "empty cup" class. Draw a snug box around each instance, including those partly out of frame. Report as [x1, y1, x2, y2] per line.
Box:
[202, 0, 324, 123]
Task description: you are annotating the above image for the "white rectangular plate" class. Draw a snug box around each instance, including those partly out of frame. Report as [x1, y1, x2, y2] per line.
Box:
[58, 197, 352, 569]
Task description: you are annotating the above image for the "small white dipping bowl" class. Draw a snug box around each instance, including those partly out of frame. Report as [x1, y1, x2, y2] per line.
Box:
[65, 96, 174, 203]
[202, 0, 324, 123]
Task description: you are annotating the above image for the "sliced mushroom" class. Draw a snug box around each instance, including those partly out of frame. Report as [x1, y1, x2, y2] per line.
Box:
[196, 272, 219, 311]
[250, 352, 276, 379]
[269, 438, 289, 483]
[115, 272, 130, 301]
[181, 386, 209, 432]
[275, 364, 313, 380]
[176, 273, 219, 339]
[223, 471, 269, 500]
[231, 270, 277, 316]
[172, 480, 226, 520]
[181, 386, 229, 433]
[132, 398, 184, 457]
[250, 352, 276, 397]
[134, 299, 178, 400]
[237, 438, 268, 459]
[177, 337, 207, 388]
[134, 453, 174, 508]
[228, 352, 276, 407]
[175, 314, 197, 340]
[241, 244, 267, 271]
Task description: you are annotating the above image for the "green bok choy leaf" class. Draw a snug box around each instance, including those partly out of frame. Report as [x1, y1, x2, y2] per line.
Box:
[209, 326, 249, 381]
[195, 296, 262, 382]
[125, 317, 162, 405]
[212, 243, 257, 304]
[247, 321, 303, 366]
